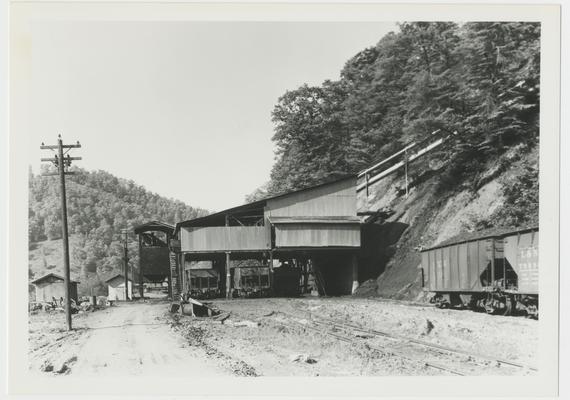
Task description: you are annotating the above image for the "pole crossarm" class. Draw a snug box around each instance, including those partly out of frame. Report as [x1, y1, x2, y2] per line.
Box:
[41, 157, 82, 162]
[40, 144, 81, 150]
[41, 172, 77, 176]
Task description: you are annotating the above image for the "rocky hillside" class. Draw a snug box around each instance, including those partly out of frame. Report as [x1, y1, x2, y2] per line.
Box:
[354, 142, 538, 300]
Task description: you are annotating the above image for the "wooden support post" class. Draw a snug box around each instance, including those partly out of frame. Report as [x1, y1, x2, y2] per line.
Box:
[180, 253, 186, 297]
[303, 260, 308, 294]
[351, 254, 359, 295]
[225, 252, 232, 299]
[123, 229, 129, 301]
[188, 257, 193, 297]
[225, 214, 232, 299]
[269, 250, 274, 294]
[138, 234, 144, 300]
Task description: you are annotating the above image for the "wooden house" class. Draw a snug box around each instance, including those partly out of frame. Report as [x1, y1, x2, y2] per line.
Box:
[105, 274, 133, 301]
[173, 176, 361, 298]
[31, 273, 79, 303]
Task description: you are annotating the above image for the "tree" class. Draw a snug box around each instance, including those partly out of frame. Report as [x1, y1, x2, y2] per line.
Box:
[263, 22, 540, 198]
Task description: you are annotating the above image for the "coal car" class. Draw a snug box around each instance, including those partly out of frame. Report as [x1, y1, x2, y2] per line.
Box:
[188, 269, 220, 299]
[232, 265, 271, 298]
[420, 227, 538, 317]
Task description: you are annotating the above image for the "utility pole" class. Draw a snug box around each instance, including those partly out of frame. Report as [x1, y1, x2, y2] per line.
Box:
[122, 229, 129, 301]
[225, 215, 232, 299]
[40, 135, 81, 331]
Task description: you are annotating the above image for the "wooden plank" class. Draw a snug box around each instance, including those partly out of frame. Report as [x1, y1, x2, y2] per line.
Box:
[266, 178, 357, 218]
[274, 224, 360, 248]
[269, 216, 360, 224]
[356, 137, 446, 192]
[180, 226, 271, 252]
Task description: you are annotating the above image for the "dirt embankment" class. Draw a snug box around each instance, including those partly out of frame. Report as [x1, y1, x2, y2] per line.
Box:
[355, 147, 538, 300]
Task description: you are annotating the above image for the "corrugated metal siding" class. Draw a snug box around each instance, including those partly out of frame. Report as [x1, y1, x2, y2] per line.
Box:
[181, 226, 270, 252]
[504, 230, 539, 293]
[266, 178, 357, 218]
[274, 223, 360, 248]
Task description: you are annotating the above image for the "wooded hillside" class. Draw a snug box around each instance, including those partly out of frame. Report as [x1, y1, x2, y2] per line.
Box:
[257, 22, 539, 230]
[28, 167, 207, 294]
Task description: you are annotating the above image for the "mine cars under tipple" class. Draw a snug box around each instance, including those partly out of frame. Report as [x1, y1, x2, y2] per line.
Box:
[420, 227, 539, 318]
[173, 176, 361, 300]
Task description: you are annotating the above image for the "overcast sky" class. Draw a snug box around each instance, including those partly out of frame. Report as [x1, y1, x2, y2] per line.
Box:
[30, 21, 398, 211]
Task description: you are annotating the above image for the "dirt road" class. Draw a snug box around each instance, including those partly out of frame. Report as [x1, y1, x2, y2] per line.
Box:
[29, 301, 229, 377]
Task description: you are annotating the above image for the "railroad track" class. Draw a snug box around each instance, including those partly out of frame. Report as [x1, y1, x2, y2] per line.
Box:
[297, 319, 465, 375]
[276, 310, 537, 375]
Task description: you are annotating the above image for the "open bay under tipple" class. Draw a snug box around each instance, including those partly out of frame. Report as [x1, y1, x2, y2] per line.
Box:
[172, 176, 362, 300]
[133, 221, 176, 300]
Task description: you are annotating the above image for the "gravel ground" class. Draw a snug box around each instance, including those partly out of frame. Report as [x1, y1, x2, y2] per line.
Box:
[28, 297, 538, 377]
[173, 296, 538, 376]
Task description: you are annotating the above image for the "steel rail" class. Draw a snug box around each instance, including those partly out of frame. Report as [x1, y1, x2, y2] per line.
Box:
[211, 305, 465, 376]
[295, 318, 465, 376]
[306, 313, 538, 372]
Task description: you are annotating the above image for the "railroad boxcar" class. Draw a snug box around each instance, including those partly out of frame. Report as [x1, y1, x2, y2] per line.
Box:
[420, 227, 538, 317]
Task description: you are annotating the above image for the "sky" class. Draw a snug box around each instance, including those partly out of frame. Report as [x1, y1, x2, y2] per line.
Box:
[30, 21, 398, 211]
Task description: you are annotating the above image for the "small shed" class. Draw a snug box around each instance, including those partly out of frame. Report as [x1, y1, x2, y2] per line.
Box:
[31, 273, 79, 303]
[105, 274, 133, 301]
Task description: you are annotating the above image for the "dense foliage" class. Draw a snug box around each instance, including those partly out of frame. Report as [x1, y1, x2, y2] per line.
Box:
[29, 166, 207, 292]
[265, 22, 540, 204]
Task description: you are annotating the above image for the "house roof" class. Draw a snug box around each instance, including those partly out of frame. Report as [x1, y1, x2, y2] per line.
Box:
[134, 221, 175, 235]
[174, 175, 356, 234]
[421, 226, 538, 252]
[104, 273, 133, 283]
[104, 273, 148, 283]
[31, 273, 80, 285]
